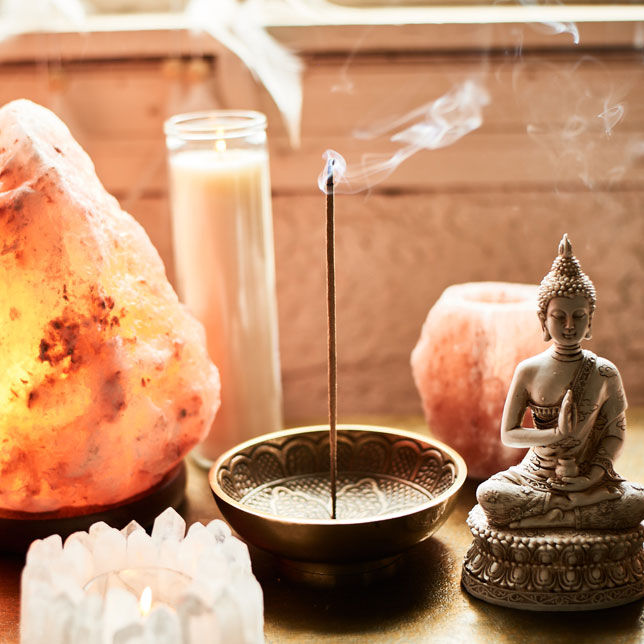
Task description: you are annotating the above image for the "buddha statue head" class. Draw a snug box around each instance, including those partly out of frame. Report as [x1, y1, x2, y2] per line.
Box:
[537, 234, 596, 344]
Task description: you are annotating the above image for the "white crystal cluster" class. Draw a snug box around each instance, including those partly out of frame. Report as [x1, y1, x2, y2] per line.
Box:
[20, 508, 264, 644]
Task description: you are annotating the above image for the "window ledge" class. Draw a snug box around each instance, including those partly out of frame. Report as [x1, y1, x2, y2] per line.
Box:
[0, 4, 642, 62]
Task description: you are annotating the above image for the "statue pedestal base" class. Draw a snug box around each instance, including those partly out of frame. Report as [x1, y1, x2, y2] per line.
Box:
[462, 504, 644, 611]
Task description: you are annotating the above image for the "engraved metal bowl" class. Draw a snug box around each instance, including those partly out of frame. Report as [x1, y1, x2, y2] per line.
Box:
[209, 424, 466, 578]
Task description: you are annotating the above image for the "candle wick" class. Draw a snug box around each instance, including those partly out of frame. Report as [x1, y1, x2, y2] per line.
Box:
[326, 159, 337, 520]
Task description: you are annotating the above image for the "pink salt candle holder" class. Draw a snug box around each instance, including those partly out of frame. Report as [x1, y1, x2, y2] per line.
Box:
[411, 282, 547, 479]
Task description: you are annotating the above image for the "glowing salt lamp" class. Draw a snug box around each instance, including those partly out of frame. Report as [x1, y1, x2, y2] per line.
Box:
[0, 99, 220, 547]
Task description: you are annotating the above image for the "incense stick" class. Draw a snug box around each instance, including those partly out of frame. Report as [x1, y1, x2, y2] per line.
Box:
[326, 158, 338, 520]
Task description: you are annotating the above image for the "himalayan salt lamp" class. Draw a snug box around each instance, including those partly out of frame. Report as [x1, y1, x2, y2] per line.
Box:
[411, 282, 546, 479]
[0, 100, 220, 517]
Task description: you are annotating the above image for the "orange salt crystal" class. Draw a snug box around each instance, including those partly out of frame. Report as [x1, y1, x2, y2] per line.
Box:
[0, 99, 220, 514]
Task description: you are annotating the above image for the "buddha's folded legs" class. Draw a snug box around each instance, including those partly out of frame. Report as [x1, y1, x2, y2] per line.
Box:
[476, 471, 552, 527]
[477, 472, 644, 529]
[574, 482, 644, 530]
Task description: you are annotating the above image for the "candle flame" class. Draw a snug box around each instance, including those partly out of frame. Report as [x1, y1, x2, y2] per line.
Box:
[139, 586, 152, 617]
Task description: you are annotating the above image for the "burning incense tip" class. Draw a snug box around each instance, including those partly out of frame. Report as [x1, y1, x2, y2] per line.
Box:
[326, 158, 335, 188]
[318, 149, 346, 194]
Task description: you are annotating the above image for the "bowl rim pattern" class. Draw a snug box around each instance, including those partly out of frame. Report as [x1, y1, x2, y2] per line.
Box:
[209, 424, 467, 527]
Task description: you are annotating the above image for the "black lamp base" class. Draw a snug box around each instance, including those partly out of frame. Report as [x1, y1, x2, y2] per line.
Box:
[0, 462, 186, 553]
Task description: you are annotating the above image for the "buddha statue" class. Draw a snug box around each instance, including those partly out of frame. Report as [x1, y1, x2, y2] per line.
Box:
[462, 234, 644, 610]
[475, 234, 644, 530]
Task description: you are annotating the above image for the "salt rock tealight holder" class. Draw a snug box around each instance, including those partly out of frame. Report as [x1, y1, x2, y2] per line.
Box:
[411, 282, 546, 479]
[20, 508, 263, 644]
[0, 100, 219, 550]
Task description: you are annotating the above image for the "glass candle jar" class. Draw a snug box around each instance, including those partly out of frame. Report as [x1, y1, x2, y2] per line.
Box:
[165, 111, 283, 466]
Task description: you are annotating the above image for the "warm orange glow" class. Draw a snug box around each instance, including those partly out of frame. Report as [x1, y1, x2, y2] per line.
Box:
[139, 586, 153, 617]
[0, 99, 220, 515]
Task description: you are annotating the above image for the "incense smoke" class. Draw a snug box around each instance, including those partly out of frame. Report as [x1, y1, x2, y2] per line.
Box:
[514, 57, 629, 189]
[517, 0, 579, 45]
[0, 0, 303, 148]
[186, 0, 303, 147]
[317, 80, 490, 194]
[598, 103, 625, 136]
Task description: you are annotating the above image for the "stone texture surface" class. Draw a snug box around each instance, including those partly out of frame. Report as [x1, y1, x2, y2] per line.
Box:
[0, 99, 220, 514]
[410, 282, 543, 479]
[271, 190, 644, 423]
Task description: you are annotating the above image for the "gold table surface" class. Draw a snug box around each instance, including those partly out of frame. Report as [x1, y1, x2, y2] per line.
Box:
[3, 412, 644, 644]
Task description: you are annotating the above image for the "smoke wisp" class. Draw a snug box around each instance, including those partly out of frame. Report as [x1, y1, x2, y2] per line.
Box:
[318, 80, 490, 194]
[517, 0, 580, 45]
[514, 57, 631, 189]
[0, 0, 85, 39]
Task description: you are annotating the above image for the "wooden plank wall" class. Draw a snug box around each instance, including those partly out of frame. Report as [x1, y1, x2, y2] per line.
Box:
[0, 25, 643, 423]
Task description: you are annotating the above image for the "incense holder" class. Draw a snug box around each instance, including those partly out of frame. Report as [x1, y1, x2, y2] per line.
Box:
[209, 424, 466, 585]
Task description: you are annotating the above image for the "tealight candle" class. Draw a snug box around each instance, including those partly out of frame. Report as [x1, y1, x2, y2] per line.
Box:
[84, 567, 191, 614]
[20, 508, 264, 644]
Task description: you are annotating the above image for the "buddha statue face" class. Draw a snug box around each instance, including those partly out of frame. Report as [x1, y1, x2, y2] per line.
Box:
[544, 295, 591, 346]
[537, 234, 596, 344]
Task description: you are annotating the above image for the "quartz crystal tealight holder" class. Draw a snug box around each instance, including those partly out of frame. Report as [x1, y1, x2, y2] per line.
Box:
[20, 508, 264, 644]
[210, 424, 467, 585]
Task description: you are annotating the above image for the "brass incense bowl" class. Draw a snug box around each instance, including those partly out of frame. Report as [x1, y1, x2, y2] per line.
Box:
[209, 424, 466, 583]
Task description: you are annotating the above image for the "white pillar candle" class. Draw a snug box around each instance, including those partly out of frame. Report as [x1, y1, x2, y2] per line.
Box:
[166, 114, 282, 464]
